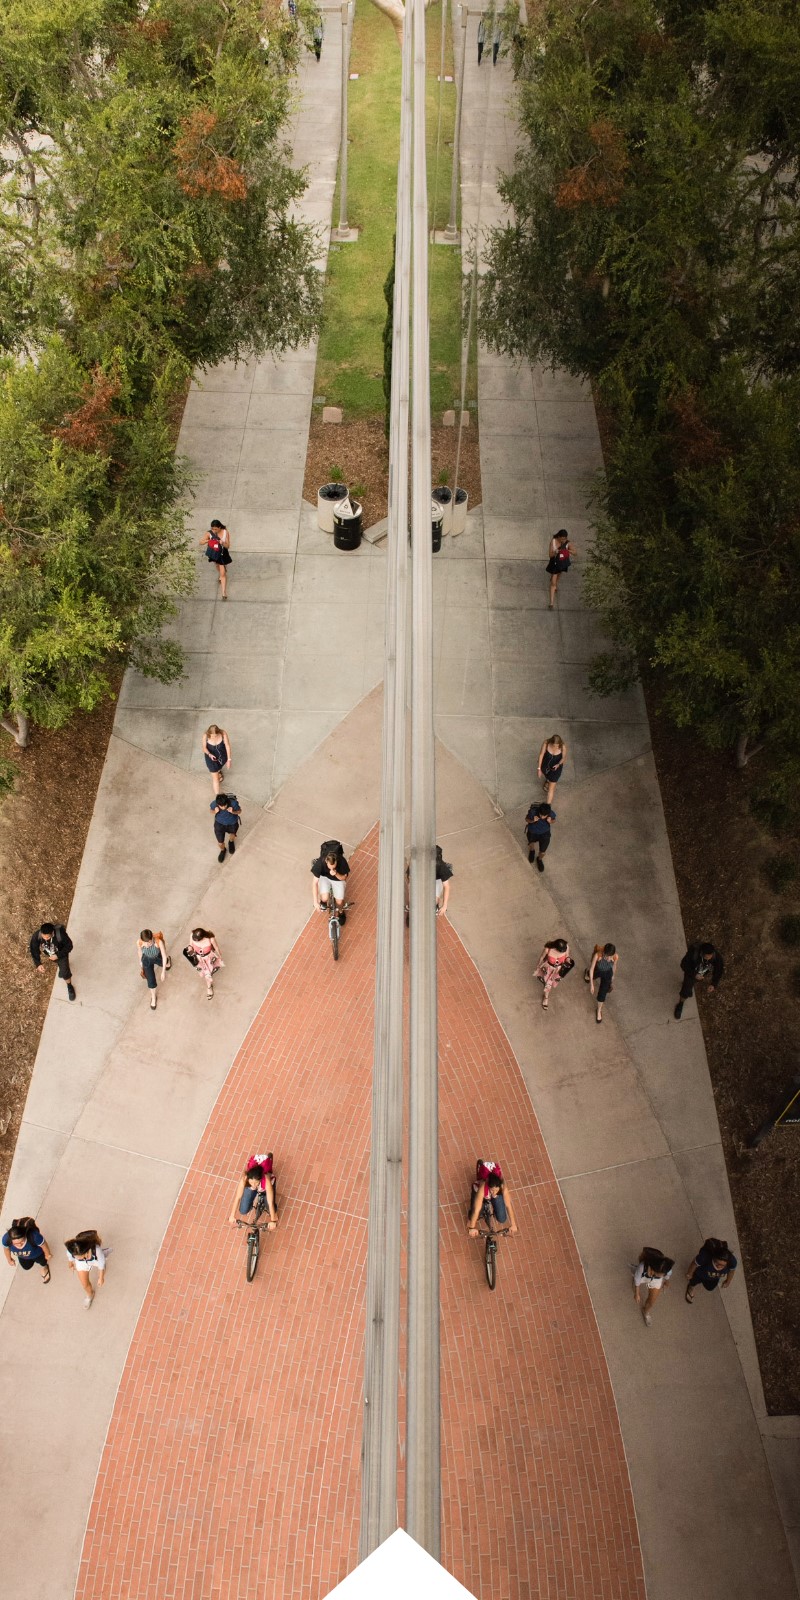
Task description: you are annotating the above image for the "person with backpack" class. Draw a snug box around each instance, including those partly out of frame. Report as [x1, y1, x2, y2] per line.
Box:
[685, 1238, 737, 1304]
[632, 1247, 674, 1326]
[311, 840, 351, 922]
[210, 792, 242, 863]
[546, 528, 575, 609]
[674, 941, 724, 1019]
[3, 1217, 52, 1284]
[229, 1153, 278, 1231]
[30, 920, 76, 1001]
[585, 942, 618, 1023]
[199, 518, 232, 599]
[525, 801, 557, 872]
[467, 1160, 518, 1236]
[64, 1229, 108, 1309]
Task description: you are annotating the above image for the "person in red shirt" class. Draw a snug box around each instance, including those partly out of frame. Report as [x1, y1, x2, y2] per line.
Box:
[229, 1153, 277, 1231]
[467, 1160, 518, 1236]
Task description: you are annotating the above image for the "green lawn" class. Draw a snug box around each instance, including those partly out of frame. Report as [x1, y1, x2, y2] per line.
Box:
[315, 0, 465, 419]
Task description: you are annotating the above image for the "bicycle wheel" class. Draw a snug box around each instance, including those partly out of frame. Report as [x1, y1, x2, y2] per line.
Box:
[246, 1227, 260, 1282]
[330, 916, 339, 961]
[485, 1238, 497, 1291]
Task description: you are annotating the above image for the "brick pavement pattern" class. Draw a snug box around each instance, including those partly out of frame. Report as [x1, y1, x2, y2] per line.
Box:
[76, 829, 644, 1600]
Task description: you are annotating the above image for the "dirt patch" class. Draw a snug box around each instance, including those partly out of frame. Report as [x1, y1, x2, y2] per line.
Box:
[645, 689, 800, 1415]
[0, 689, 120, 1202]
[303, 415, 483, 532]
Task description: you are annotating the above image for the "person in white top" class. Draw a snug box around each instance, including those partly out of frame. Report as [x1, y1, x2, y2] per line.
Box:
[65, 1230, 108, 1309]
[632, 1247, 674, 1327]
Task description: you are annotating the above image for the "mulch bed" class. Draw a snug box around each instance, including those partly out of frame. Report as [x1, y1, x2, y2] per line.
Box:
[303, 415, 483, 531]
[646, 689, 800, 1415]
[0, 690, 119, 1201]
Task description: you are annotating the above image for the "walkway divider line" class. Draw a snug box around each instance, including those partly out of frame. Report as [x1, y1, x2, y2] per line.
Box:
[359, 2, 413, 1560]
[407, 0, 440, 1560]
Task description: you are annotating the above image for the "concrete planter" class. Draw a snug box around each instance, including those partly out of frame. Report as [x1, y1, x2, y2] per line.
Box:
[431, 486, 453, 536]
[333, 497, 363, 551]
[317, 483, 348, 533]
[451, 487, 468, 536]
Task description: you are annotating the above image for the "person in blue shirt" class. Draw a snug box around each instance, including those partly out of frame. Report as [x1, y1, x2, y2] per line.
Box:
[525, 801, 557, 873]
[210, 793, 242, 864]
[3, 1216, 52, 1283]
[685, 1238, 737, 1304]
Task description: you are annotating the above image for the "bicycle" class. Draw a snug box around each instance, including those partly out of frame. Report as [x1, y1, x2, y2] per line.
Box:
[237, 1179, 278, 1283]
[476, 1199, 511, 1291]
[319, 895, 353, 961]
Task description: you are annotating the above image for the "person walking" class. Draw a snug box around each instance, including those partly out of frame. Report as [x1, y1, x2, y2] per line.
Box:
[210, 792, 242, 863]
[633, 1247, 674, 1327]
[199, 518, 232, 600]
[64, 1230, 108, 1309]
[137, 929, 170, 1010]
[436, 845, 453, 917]
[537, 734, 567, 805]
[3, 1217, 52, 1284]
[477, 15, 485, 63]
[184, 928, 224, 999]
[492, 16, 501, 63]
[674, 940, 724, 1019]
[546, 528, 575, 609]
[30, 921, 76, 1001]
[685, 1238, 737, 1304]
[525, 800, 557, 873]
[202, 724, 232, 795]
[534, 938, 574, 1009]
[585, 942, 618, 1023]
[312, 18, 323, 58]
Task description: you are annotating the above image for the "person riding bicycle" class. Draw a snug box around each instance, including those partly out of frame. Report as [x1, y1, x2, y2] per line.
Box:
[229, 1153, 277, 1231]
[467, 1159, 518, 1237]
[311, 840, 351, 924]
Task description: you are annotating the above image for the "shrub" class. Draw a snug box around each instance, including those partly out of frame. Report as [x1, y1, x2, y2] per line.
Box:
[776, 914, 800, 949]
[763, 855, 798, 894]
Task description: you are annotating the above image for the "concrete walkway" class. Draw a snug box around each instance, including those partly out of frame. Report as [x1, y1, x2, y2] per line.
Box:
[0, 10, 798, 1600]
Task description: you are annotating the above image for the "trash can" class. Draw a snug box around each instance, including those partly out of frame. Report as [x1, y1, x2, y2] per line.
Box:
[432, 486, 453, 536]
[317, 482, 349, 533]
[431, 499, 444, 553]
[333, 496, 363, 550]
[451, 486, 468, 536]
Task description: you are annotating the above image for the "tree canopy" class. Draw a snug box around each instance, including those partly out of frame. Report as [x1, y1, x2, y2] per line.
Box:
[0, 0, 323, 750]
[482, 0, 800, 806]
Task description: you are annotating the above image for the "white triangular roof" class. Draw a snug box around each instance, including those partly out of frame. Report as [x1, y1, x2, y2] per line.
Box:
[323, 1529, 478, 1599]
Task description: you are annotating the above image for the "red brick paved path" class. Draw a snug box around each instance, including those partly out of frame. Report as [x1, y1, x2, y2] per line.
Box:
[77, 829, 645, 1600]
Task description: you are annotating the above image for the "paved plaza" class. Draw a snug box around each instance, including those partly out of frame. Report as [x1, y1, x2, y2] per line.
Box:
[0, 11, 798, 1600]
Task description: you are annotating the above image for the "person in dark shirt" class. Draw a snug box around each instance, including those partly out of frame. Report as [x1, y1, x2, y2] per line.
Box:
[30, 921, 75, 1001]
[525, 801, 557, 873]
[311, 840, 350, 924]
[685, 1238, 737, 1304]
[3, 1216, 52, 1283]
[210, 793, 242, 864]
[674, 941, 724, 1019]
[435, 846, 453, 917]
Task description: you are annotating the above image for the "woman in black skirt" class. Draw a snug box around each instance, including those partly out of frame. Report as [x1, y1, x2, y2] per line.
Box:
[199, 518, 232, 599]
[546, 528, 575, 609]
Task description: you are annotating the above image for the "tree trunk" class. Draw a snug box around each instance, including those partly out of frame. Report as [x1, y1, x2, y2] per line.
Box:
[0, 712, 29, 747]
[735, 730, 765, 769]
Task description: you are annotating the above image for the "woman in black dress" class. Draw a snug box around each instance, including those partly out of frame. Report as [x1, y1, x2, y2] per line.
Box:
[546, 528, 575, 609]
[199, 518, 232, 599]
[202, 724, 232, 794]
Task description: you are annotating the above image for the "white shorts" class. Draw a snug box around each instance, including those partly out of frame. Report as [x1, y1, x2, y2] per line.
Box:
[318, 875, 345, 903]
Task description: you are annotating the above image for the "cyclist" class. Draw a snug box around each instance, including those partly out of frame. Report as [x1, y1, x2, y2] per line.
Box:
[467, 1159, 518, 1237]
[311, 840, 350, 923]
[229, 1154, 277, 1231]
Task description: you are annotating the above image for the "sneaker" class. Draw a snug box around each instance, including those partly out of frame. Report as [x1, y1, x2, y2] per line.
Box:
[673, 1001, 684, 1020]
[536, 857, 545, 873]
[642, 1310, 651, 1327]
[67, 983, 76, 1001]
[338, 911, 346, 926]
[228, 838, 236, 854]
[218, 848, 227, 863]
[84, 1295, 94, 1309]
